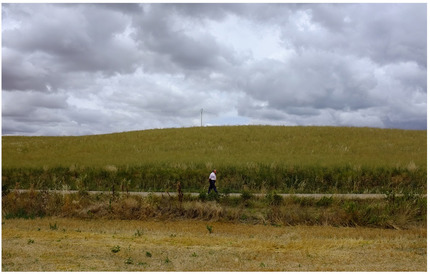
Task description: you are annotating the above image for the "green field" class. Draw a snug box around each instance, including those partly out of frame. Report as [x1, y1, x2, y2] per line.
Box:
[2, 126, 427, 194]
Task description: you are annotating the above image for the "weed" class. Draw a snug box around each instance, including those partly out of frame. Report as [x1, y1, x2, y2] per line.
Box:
[5, 208, 36, 220]
[198, 192, 207, 202]
[206, 225, 213, 234]
[111, 245, 121, 253]
[241, 191, 253, 201]
[207, 191, 219, 202]
[124, 257, 133, 265]
[134, 229, 143, 237]
[191, 252, 197, 257]
[27, 239, 34, 244]
[316, 196, 334, 207]
[1, 186, 426, 229]
[164, 257, 171, 264]
[145, 251, 152, 258]
[266, 192, 283, 206]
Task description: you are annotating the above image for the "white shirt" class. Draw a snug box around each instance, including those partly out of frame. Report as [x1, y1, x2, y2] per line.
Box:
[209, 172, 216, 181]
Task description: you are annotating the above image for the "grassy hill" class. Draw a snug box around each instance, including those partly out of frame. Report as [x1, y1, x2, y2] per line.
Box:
[2, 125, 426, 168]
[2, 126, 427, 193]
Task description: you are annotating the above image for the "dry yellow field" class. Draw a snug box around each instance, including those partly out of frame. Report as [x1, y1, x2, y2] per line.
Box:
[2, 217, 426, 271]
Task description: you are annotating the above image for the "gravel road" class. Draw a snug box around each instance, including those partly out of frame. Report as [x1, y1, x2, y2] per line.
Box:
[13, 189, 425, 199]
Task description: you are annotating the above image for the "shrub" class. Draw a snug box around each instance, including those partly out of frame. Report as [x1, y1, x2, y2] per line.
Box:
[207, 192, 219, 202]
[198, 192, 207, 202]
[240, 190, 253, 201]
[265, 192, 283, 206]
[316, 196, 334, 207]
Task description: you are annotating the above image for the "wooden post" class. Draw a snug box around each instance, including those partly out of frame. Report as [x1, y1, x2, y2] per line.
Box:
[177, 181, 183, 203]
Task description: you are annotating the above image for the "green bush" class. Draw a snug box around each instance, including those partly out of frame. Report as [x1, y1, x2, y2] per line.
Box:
[316, 196, 333, 207]
[240, 190, 253, 201]
[198, 192, 207, 202]
[265, 192, 283, 206]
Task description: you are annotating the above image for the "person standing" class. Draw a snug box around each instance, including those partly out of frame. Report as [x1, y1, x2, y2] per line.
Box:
[208, 169, 218, 194]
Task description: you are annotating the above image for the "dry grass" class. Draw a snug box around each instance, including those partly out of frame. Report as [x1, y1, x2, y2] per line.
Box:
[2, 217, 426, 271]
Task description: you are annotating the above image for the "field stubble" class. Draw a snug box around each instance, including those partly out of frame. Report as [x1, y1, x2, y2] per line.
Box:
[2, 218, 426, 271]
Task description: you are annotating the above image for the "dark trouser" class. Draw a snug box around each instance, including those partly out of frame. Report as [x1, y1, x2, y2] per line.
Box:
[208, 180, 218, 194]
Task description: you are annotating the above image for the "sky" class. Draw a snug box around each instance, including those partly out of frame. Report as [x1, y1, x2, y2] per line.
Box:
[2, 3, 427, 136]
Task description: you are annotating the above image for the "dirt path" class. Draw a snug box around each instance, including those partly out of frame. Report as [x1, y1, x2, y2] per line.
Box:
[13, 189, 424, 199]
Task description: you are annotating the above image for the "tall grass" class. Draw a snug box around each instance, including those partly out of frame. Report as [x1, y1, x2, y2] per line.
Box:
[2, 163, 426, 194]
[2, 190, 426, 228]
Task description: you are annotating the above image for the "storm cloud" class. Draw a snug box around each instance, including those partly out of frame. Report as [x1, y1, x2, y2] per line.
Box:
[2, 3, 426, 135]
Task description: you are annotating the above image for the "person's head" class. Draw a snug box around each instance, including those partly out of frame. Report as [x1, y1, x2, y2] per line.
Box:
[213, 169, 217, 174]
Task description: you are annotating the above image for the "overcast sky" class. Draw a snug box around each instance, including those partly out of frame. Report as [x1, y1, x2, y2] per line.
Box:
[2, 3, 427, 136]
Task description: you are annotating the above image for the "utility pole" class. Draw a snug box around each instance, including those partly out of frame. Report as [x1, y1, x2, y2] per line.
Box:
[200, 108, 203, 127]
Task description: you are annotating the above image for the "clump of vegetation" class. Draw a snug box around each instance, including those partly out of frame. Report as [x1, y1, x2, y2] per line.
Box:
[2, 191, 426, 229]
[265, 192, 283, 206]
[240, 191, 253, 201]
[111, 245, 121, 253]
[134, 229, 143, 237]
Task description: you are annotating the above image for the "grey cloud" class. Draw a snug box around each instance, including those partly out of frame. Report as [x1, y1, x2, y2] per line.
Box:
[131, 4, 239, 73]
[167, 3, 233, 21]
[2, 3, 426, 135]
[3, 91, 68, 116]
[2, 91, 69, 135]
[2, 48, 54, 91]
[237, 52, 379, 112]
[3, 4, 141, 92]
[306, 4, 427, 67]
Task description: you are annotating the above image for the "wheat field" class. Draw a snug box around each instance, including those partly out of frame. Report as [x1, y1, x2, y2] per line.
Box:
[3, 126, 426, 194]
[2, 217, 426, 271]
[3, 125, 426, 168]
